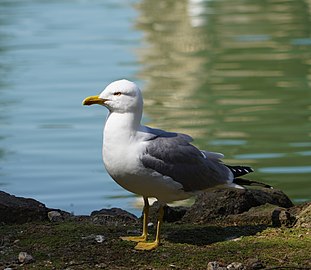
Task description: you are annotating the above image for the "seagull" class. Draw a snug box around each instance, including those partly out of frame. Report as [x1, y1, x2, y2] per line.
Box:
[82, 79, 270, 250]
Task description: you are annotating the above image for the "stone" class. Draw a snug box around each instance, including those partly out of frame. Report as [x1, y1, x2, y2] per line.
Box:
[223, 203, 296, 227]
[0, 191, 49, 224]
[91, 207, 138, 225]
[18, 252, 34, 264]
[272, 208, 296, 227]
[95, 235, 105, 243]
[226, 203, 277, 226]
[207, 261, 226, 270]
[48, 210, 63, 222]
[82, 234, 106, 243]
[182, 188, 293, 224]
[294, 202, 311, 228]
[227, 262, 245, 270]
[148, 201, 188, 223]
[0, 191, 70, 224]
[244, 258, 265, 269]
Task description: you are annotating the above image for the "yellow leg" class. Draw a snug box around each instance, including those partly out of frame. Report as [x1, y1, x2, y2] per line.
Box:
[134, 204, 164, 251]
[120, 197, 149, 242]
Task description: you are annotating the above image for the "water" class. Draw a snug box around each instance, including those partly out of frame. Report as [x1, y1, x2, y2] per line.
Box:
[0, 0, 310, 216]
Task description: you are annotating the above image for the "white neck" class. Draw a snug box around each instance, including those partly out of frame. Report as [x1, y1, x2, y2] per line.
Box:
[102, 111, 143, 177]
[103, 111, 142, 144]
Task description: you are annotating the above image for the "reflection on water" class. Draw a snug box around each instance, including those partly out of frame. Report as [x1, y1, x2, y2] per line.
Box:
[0, 0, 310, 215]
[0, 0, 142, 215]
[136, 0, 311, 202]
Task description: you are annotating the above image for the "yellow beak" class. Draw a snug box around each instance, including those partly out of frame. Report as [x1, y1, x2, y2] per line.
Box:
[82, 95, 107, 106]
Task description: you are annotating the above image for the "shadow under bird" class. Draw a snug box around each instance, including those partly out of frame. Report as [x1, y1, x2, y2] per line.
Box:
[82, 79, 271, 251]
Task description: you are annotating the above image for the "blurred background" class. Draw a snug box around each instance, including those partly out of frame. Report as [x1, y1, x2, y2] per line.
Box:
[0, 0, 310, 216]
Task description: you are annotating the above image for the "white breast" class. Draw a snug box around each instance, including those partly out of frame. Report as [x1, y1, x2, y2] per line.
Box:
[102, 112, 192, 203]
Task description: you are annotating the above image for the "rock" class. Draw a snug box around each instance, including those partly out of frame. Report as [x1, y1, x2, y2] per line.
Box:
[81, 234, 106, 243]
[95, 234, 105, 243]
[0, 191, 49, 224]
[90, 207, 138, 225]
[294, 202, 311, 228]
[0, 191, 71, 224]
[250, 188, 293, 208]
[148, 222, 154, 228]
[18, 252, 34, 264]
[222, 204, 296, 227]
[207, 261, 226, 270]
[48, 210, 63, 222]
[182, 188, 293, 224]
[149, 202, 188, 223]
[272, 208, 296, 227]
[227, 262, 245, 270]
[244, 258, 265, 269]
[163, 205, 188, 222]
[226, 203, 277, 226]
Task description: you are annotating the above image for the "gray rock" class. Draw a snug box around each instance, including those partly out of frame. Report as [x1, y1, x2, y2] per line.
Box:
[244, 258, 265, 269]
[48, 210, 63, 222]
[18, 252, 34, 264]
[294, 202, 311, 228]
[182, 188, 293, 224]
[227, 262, 245, 270]
[272, 208, 296, 227]
[224, 204, 296, 227]
[149, 202, 188, 223]
[0, 191, 49, 224]
[0, 190, 70, 224]
[91, 207, 138, 225]
[207, 261, 227, 270]
[82, 234, 106, 243]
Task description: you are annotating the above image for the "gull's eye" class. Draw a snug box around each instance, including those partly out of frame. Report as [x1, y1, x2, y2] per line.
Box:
[113, 92, 122, 96]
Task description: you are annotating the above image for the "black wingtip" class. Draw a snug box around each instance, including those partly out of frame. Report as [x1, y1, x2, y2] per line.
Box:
[226, 165, 254, 177]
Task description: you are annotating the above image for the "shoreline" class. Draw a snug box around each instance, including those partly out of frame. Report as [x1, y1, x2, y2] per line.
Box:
[1, 189, 310, 269]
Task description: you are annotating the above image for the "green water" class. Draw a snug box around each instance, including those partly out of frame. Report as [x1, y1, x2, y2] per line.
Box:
[0, 0, 310, 215]
[137, 0, 311, 203]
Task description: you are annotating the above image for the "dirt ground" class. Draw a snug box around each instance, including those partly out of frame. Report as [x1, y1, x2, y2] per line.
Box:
[1, 216, 310, 270]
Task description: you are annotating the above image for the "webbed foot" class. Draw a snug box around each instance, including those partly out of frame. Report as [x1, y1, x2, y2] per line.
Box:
[134, 241, 159, 251]
[120, 235, 147, 243]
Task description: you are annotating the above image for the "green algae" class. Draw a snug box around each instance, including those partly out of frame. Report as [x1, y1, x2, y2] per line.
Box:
[0, 220, 310, 269]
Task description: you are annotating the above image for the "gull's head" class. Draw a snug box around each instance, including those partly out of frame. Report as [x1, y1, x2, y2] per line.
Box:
[82, 79, 143, 114]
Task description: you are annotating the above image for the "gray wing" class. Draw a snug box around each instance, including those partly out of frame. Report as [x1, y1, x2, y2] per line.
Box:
[141, 131, 232, 192]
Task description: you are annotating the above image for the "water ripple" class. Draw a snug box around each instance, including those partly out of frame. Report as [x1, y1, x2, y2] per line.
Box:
[235, 153, 285, 160]
[259, 166, 311, 174]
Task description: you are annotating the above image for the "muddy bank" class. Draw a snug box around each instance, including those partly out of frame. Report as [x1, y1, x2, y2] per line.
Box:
[0, 189, 310, 269]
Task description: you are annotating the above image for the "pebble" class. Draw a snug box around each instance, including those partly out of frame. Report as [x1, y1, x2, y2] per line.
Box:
[227, 262, 245, 270]
[48, 211, 63, 222]
[126, 229, 140, 235]
[207, 261, 226, 270]
[18, 252, 35, 264]
[81, 234, 106, 243]
[208, 261, 248, 270]
[148, 222, 154, 228]
[94, 235, 105, 243]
